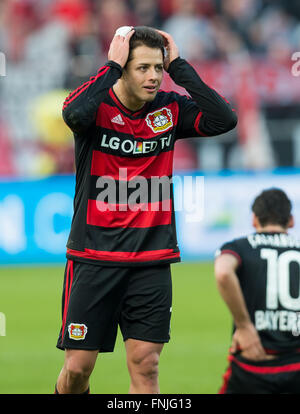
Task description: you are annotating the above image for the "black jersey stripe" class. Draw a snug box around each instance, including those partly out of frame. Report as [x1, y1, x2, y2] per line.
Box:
[94, 131, 175, 158]
[91, 148, 174, 178]
[84, 223, 178, 253]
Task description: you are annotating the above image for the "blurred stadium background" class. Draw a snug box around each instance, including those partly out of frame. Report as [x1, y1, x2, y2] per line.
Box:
[0, 0, 300, 394]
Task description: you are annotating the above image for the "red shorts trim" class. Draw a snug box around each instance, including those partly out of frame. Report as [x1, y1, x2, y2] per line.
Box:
[67, 247, 180, 263]
[218, 358, 233, 394]
[230, 355, 300, 374]
[61, 260, 74, 342]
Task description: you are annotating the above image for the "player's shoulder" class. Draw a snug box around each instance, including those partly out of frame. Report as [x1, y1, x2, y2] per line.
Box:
[156, 89, 188, 104]
[220, 235, 249, 251]
[215, 234, 253, 263]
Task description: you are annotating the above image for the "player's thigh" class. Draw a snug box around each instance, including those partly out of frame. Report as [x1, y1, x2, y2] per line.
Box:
[120, 265, 172, 344]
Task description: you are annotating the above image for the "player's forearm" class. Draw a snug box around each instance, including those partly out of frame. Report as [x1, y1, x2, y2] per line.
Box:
[62, 61, 122, 133]
[216, 270, 252, 328]
[168, 58, 237, 135]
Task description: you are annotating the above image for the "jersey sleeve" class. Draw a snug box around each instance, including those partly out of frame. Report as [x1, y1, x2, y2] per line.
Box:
[215, 240, 242, 266]
[62, 61, 123, 133]
[168, 57, 237, 139]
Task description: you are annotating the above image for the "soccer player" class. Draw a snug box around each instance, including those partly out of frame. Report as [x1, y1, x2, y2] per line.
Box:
[215, 188, 300, 394]
[55, 26, 237, 394]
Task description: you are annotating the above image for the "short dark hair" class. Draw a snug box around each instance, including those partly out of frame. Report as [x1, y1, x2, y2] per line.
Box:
[126, 26, 165, 65]
[251, 188, 292, 227]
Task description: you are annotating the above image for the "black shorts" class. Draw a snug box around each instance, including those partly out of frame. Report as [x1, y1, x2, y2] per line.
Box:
[219, 352, 300, 394]
[56, 260, 172, 352]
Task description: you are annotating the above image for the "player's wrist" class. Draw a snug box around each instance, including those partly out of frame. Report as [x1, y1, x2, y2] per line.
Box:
[234, 319, 253, 330]
[167, 56, 182, 73]
[105, 60, 123, 73]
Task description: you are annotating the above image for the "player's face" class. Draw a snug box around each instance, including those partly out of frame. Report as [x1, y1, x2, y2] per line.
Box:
[123, 46, 164, 107]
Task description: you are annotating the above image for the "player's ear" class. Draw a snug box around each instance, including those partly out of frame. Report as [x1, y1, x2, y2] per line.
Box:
[252, 213, 259, 230]
[287, 214, 294, 229]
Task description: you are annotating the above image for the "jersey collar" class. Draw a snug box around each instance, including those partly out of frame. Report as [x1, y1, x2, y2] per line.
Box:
[109, 88, 150, 118]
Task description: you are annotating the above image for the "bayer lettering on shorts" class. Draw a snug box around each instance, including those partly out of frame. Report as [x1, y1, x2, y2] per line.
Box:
[68, 323, 88, 340]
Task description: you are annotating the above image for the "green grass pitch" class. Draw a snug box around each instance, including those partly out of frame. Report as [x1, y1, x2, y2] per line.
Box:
[0, 262, 232, 394]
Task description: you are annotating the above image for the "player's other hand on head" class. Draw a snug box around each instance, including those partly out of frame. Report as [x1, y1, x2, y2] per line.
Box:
[156, 30, 179, 71]
[108, 27, 135, 68]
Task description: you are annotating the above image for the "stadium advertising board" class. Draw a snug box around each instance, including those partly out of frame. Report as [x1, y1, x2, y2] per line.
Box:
[175, 169, 300, 260]
[0, 175, 73, 264]
[0, 170, 299, 265]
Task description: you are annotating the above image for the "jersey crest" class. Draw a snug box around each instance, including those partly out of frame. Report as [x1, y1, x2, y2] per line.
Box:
[146, 108, 173, 133]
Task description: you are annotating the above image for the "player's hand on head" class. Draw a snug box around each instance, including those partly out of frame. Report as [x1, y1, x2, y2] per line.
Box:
[108, 27, 135, 68]
[156, 30, 179, 71]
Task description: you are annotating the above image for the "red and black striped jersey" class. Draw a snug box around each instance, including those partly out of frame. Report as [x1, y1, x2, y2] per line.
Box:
[63, 57, 237, 266]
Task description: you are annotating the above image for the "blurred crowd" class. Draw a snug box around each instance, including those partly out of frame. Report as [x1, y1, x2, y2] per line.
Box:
[0, 0, 300, 176]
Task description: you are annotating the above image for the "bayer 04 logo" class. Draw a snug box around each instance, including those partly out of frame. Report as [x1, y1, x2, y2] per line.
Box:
[146, 107, 173, 133]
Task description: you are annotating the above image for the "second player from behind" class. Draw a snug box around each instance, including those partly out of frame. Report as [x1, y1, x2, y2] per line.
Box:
[215, 188, 300, 394]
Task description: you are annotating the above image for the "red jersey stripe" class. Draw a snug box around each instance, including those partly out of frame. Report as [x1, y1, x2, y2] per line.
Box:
[87, 199, 172, 228]
[230, 355, 300, 374]
[63, 66, 108, 105]
[96, 101, 179, 138]
[220, 249, 242, 266]
[67, 247, 180, 262]
[91, 149, 174, 180]
[63, 67, 110, 110]
[64, 75, 97, 105]
[194, 111, 207, 136]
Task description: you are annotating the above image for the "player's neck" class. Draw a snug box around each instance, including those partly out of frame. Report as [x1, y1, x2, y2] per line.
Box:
[113, 83, 145, 112]
[256, 225, 287, 234]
